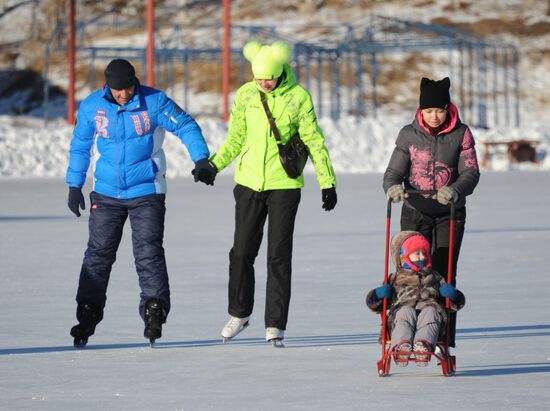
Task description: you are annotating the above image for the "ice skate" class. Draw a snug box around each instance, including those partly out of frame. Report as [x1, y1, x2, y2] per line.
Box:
[144, 299, 164, 346]
[221, 316, 250, 342]
[393, 341, 412, 367]
[70, 302, 101, 348]
[266, 327, 285, 348]
[413, 340, 431, 366]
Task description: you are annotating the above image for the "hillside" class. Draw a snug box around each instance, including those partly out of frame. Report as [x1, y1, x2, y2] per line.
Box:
[1, 0, 549, 119]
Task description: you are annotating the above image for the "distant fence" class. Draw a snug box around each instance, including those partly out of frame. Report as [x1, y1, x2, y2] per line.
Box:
[43, 15, 520, 128]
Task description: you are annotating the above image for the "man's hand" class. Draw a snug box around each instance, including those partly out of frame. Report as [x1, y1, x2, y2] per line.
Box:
[68, 187, 85, 217]
[192, 158, 217, 186]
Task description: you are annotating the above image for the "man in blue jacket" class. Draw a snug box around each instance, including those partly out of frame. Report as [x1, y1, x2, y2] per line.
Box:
[66, 59, 216, 347]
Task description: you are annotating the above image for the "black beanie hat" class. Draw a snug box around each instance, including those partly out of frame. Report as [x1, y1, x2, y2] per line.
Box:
[419, 77, 451, 110]
[104, 59, 136, 90]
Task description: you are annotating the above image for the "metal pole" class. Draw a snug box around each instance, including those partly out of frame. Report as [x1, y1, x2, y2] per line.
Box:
[146, 0, 155, 87]
[222, 0, 231, 122]
[493, 47, 498, 127]
[356, 52, 364, 116]
[503, 50, 509, 126]
[512, 49, 520, 127]
[67, 0, 75, 124]
[371, 52, 377, 118]
[317, 53, 323, 118]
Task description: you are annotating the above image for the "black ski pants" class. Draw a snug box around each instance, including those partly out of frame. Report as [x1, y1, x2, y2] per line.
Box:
[76, 192, 170, 322]
[400, 203, 466, 347]
[228, 184, 301, 330]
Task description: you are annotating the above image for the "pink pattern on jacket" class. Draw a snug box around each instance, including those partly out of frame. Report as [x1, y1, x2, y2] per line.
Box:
[409, 147, 456, 191]
[460, 128, 479, 169]
[409, 147, 434, 190]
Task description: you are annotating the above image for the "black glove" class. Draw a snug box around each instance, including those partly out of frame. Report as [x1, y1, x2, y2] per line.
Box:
[321, 187, 337, 211]
[192, 158, 217, 186]
[68, 187, 85, 217]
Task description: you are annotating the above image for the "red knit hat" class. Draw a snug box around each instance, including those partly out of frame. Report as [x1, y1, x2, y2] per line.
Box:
[400, 234, 431, 271]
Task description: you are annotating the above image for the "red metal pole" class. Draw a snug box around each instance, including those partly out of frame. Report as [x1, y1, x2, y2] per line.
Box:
[146, 0, 155, 87]
[222, 0, 230, 122]
[379, 200, 392, 369]
[67, 0, 75, 124]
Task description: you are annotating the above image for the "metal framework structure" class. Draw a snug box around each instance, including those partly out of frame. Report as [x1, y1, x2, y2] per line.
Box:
[44, 14, 520, 127]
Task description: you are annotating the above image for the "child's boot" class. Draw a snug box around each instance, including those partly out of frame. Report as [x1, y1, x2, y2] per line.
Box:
[393, 341, 412, 367]
[413, 340, 432, 366]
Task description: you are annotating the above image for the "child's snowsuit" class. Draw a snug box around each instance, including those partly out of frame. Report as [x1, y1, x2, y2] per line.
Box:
[366, 231, 465, 349]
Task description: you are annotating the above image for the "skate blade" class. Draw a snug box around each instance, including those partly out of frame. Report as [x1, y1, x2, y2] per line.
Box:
[73, 337, 88, 348]
[269, 338, 285, 348]
[221, 322, 249, 343]
[149, 340, 156, 348]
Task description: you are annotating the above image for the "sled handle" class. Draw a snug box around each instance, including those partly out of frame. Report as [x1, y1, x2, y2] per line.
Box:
[379, 198, 392, 365]
[405, 190, 456, 220]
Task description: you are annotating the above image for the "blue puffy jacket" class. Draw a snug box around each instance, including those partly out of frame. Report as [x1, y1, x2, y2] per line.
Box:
[66, 82, 209, 199]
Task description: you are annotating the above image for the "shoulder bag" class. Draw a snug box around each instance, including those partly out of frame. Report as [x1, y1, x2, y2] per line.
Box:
[259, 92, 308, 179]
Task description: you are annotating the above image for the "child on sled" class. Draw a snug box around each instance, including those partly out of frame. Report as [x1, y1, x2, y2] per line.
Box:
[366, 231, 465, 366]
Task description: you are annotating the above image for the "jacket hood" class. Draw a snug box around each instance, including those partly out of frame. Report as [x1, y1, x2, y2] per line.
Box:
[253, 63, 296, 96]
[414, 102, 461, 136]
[390, 230, 430, 271]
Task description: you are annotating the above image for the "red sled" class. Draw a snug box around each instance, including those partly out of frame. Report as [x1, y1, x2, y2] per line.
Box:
[376, 191, 457, 377]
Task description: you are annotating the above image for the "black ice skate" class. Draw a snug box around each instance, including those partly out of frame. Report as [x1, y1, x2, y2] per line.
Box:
[144, 299, 164, 347]
[70, 302, 101, 348]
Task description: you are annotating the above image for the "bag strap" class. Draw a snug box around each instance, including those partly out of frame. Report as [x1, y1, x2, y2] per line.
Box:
[259, 92, 282, 143]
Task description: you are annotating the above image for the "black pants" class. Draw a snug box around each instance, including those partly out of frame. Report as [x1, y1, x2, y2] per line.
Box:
[400, 203, 466, 347]
[76, 192, 170, 322]
[228, 184, 301, 330]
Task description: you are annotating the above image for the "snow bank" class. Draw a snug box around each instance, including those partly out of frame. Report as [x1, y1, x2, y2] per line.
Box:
[0, 113, 548, 179]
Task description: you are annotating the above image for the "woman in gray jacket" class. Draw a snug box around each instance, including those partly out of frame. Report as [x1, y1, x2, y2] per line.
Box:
[383, 77, 479, 347]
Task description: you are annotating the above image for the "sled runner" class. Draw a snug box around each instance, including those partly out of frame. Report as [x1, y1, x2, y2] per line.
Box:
[376, 191, 456, 377]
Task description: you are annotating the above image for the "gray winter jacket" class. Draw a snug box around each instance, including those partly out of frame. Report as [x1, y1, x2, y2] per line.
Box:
[383, 104, 480, 215]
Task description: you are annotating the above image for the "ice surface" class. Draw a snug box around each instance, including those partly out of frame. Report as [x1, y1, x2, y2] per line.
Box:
[1, 172, 549, 410]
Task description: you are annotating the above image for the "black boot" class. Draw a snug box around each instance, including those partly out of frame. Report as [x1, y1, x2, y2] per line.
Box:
[144, 299, 164, 345]
[70, 302, 102, 348]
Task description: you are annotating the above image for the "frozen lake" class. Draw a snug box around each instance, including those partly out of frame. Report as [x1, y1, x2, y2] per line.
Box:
[1, 172, 549, 410]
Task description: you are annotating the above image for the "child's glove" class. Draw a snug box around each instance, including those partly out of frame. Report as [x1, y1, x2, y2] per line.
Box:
[375, 284, 392, 299]
[386, 185, 407, 203]
[433, 186, 458, 205]
[439, 284, 457, 301]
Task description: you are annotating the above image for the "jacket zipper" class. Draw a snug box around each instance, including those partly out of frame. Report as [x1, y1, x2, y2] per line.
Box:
[260, 94, 270, 192]
[115, 108, 120, 198]
[432, 134, 437, 191]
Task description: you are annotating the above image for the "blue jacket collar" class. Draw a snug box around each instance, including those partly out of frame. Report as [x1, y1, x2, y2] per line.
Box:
[102, 79, 141, 110]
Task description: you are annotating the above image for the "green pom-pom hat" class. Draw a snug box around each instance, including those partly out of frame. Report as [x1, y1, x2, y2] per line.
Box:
[243, 40, 292, 80]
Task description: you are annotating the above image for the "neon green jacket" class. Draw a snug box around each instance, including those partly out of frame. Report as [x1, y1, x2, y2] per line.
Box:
[210, 64, 336, 191]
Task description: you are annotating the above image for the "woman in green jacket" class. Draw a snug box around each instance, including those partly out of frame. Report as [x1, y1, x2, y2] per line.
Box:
[211, 40, 337, 346]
